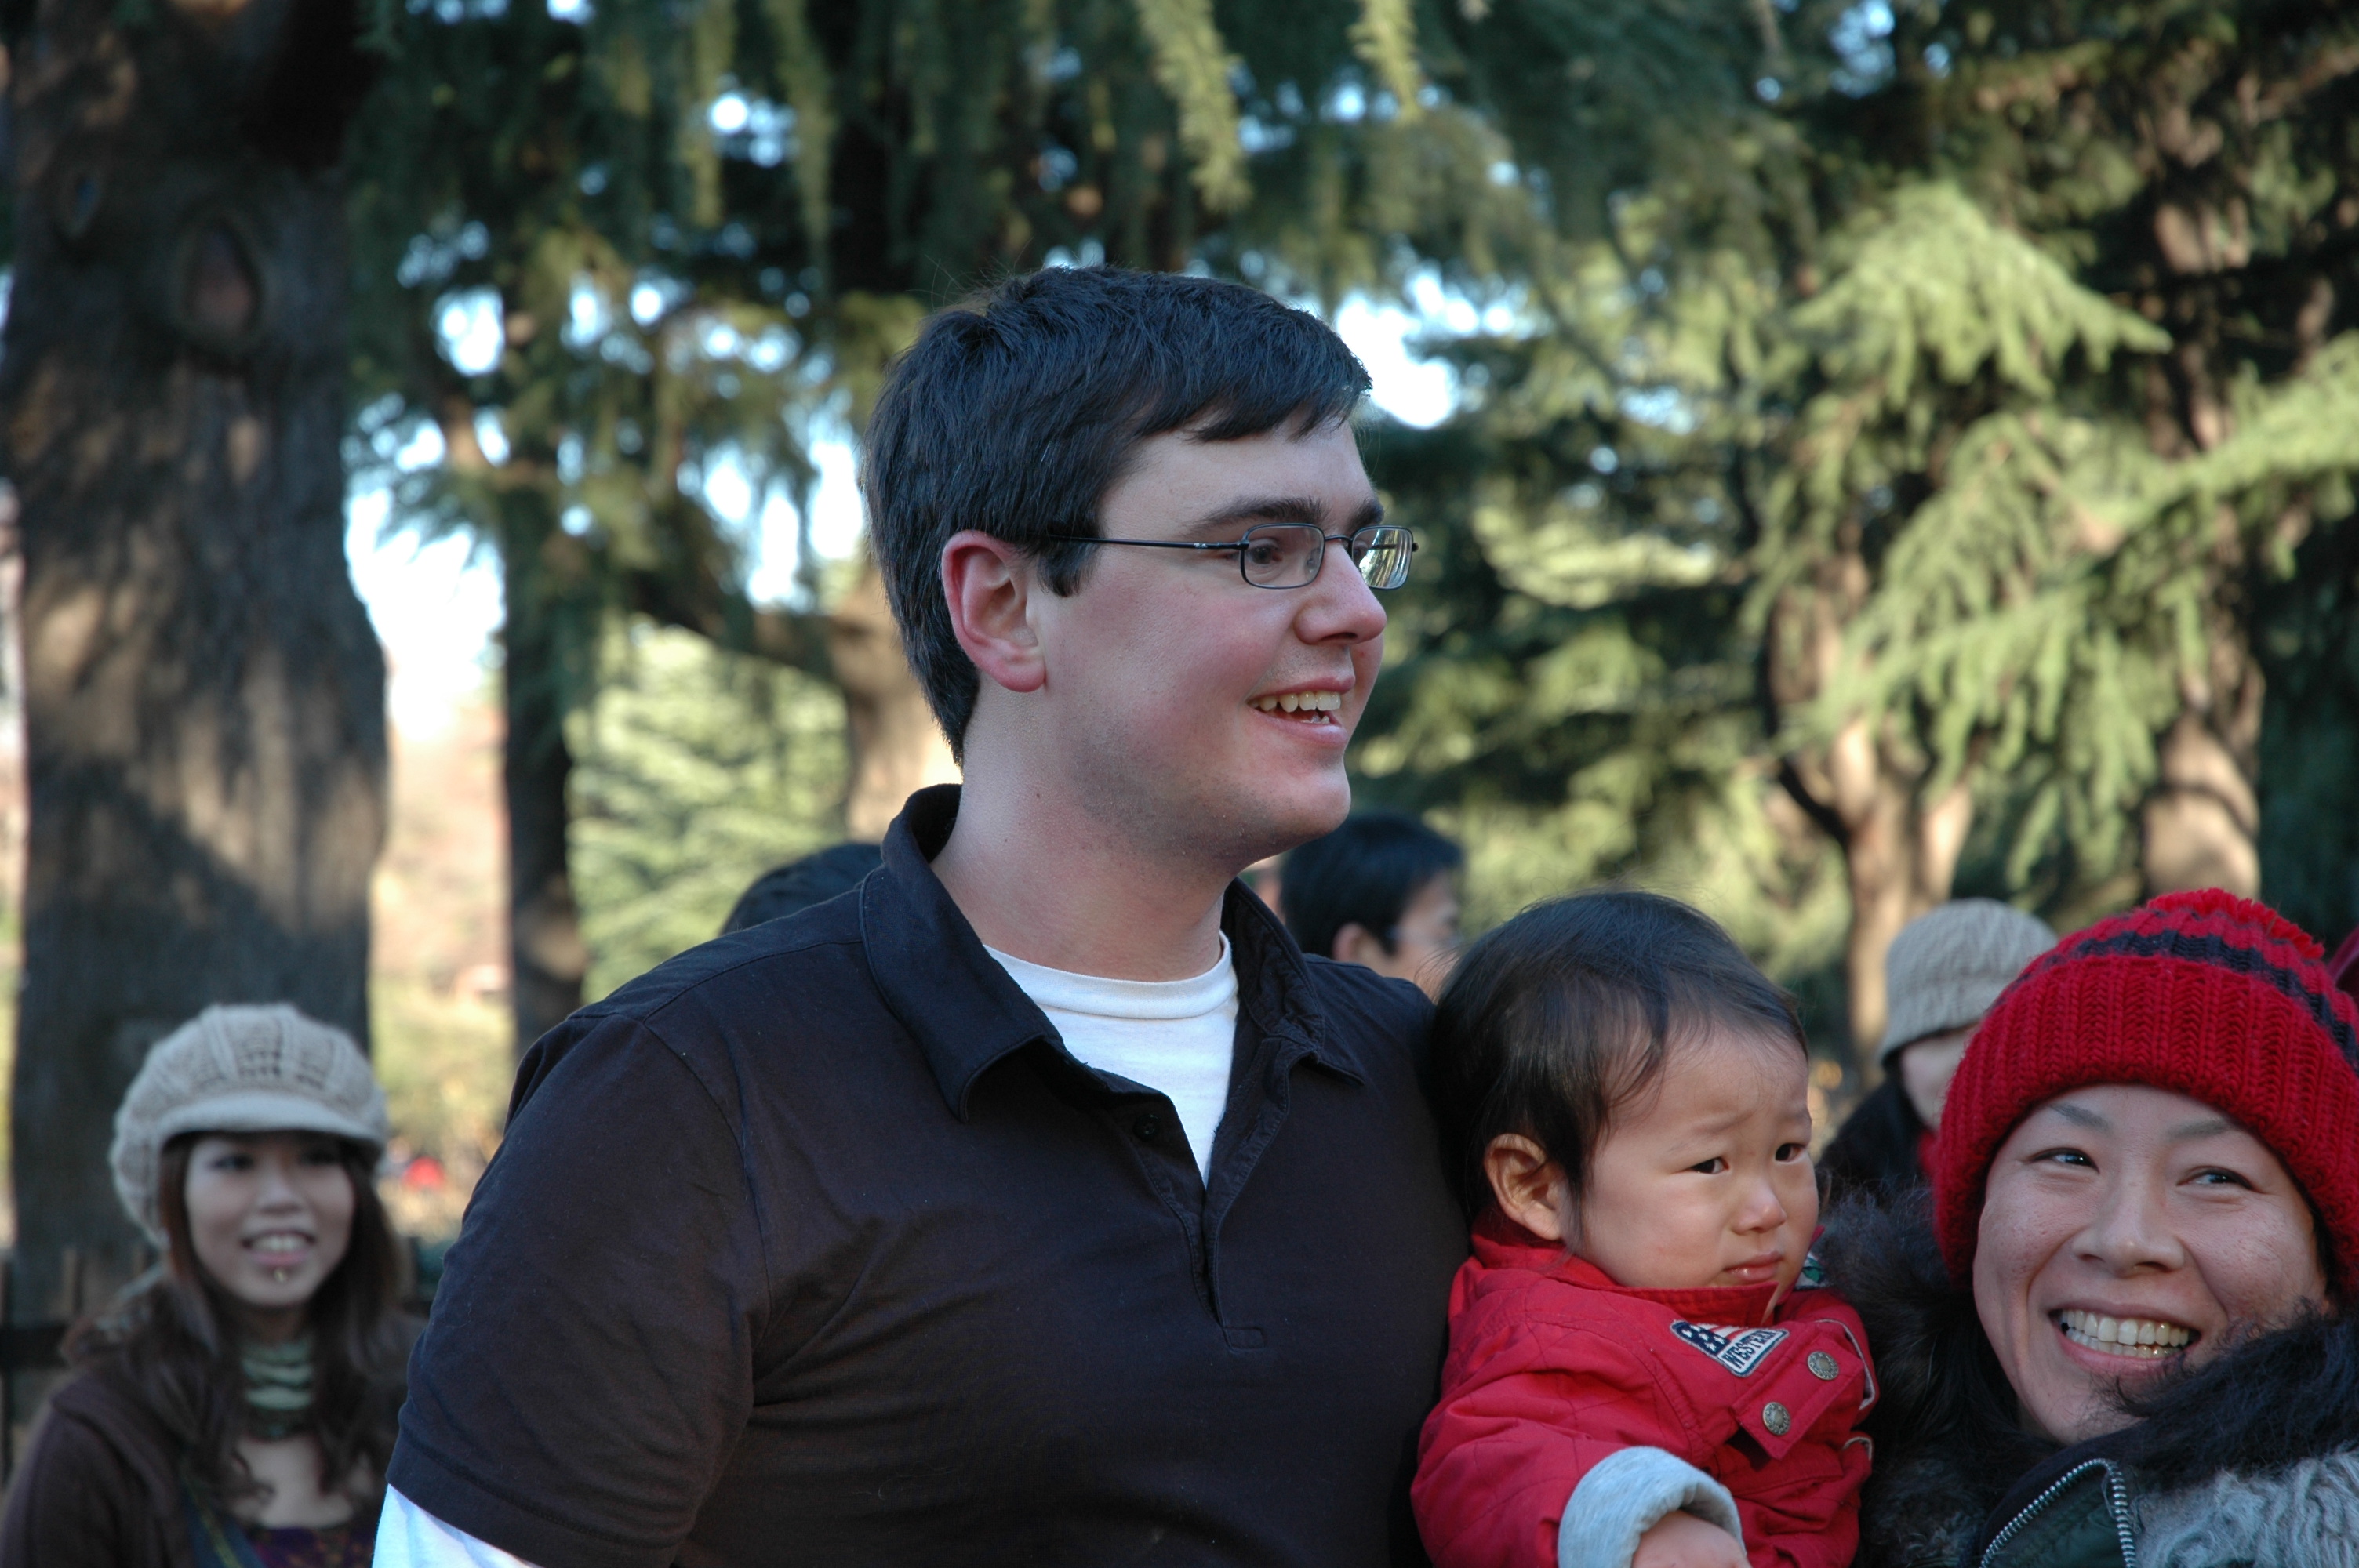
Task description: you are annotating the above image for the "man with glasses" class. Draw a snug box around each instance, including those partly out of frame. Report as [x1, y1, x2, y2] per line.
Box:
[379, 267, 1465, 1568]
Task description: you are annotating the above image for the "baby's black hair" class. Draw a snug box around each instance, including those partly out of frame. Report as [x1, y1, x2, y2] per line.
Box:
[1430, 888, 1805, 1222]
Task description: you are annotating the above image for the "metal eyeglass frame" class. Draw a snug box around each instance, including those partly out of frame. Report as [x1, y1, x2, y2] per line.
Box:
[1045, 522, 1417, 590]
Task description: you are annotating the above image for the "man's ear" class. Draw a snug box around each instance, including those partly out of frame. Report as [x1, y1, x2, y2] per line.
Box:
[1483, 1134, 1572, 1244]
[941, 530, 1045, 695]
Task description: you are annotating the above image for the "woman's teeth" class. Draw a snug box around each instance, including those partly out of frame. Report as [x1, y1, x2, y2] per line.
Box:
[2058, 1308, 2193, 1357]
[1251, 690, 1343, 716]
[249, 1233, 309, 1255]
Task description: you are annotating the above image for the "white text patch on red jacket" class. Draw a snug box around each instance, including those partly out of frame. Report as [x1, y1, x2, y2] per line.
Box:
[1669, 1321, 1788, 1377]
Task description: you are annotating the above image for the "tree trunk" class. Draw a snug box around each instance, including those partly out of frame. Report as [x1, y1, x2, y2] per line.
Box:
[1766, 554, 1972, 1076]
[2142, 679, 2263, 898]
[503, 542, 589, 1056]
[1830, 753, 1972, 1069]
[2135, 187, 2268, 902]
[0, 0, 383, 1312]
[1782, 718, 1972, 1073]
[827, 561, 958, 840]
[2135, 398, 2264, 901]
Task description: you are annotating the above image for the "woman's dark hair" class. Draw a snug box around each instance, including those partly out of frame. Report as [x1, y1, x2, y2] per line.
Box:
[863, 265, 1372, 757]
[1816, 1189, 2055, 1555]
[1281, 811, 1463, 962]
[66, 1131, 413, 1512]
[1429, 888, 1805, 1221]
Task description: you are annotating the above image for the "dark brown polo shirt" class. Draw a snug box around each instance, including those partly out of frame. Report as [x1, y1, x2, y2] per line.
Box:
[388, 786, 1467, 1566]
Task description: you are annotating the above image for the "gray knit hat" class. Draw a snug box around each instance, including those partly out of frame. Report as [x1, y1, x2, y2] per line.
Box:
[110, 1004, 390, 1243]
[1878, 900, 2059, 1066]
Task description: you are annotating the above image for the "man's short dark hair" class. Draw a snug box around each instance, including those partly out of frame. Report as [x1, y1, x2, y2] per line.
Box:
[1282, 812, 1463, 963]
[1429, 890, 1805, 1222]
[862, 266, 1371, 757]
[720, 842, 884, 935]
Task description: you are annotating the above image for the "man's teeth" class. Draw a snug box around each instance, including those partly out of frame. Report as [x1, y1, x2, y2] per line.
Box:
[2058, 1308, 2194, 1357]
[1251, 691, 1343, 714]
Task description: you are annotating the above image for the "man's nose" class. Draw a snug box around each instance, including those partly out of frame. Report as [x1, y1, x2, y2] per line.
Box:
[1298, 543, 1387, 644]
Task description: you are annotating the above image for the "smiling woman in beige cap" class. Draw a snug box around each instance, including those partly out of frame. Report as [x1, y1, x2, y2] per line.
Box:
[0, 1004, 413, 1568]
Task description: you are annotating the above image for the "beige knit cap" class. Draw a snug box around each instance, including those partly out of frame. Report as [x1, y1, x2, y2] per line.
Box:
[110, 1004, 390, 1243]
[1878, 900, 2059, 1065]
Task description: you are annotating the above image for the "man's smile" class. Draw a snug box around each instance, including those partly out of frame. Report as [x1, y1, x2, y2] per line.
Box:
[1249, 688, 1345, 722]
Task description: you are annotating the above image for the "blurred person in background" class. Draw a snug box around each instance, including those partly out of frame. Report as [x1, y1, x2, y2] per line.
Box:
[1283, 811, 1464, 1000]
[1, 1004, 411, 1568]
[1820, 899, 2055, 1201]
[718, 842, 883, 935]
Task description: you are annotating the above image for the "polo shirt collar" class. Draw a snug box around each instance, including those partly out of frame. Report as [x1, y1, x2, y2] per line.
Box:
[862, 785, 1364, 1117]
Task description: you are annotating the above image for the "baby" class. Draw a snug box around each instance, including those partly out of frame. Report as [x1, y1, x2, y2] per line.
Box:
[1413, 891, 1874, 1568]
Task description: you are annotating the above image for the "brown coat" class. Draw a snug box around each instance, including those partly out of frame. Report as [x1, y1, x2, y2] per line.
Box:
[0, 1363, 194, 1568]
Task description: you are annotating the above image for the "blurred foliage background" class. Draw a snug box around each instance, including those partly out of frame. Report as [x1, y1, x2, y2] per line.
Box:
[567, 623, 849, 997]
[24, 0, 2335, 1232]
[336, 0, 2359, 1090]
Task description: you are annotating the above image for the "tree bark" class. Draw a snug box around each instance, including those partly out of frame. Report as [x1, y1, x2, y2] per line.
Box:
[503, 541, 589, 1056]
[2133, 134, 2274, 902]
[2135, 358, 2265, 902]
[0, 0, 383, 1311]
[1765, 552, 1972, 1074]
[826, 561, 958, 840]
[2141, 669, 2263, 898]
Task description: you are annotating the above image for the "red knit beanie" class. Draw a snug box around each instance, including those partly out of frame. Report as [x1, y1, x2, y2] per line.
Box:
[1934, 889, 2359, 1295]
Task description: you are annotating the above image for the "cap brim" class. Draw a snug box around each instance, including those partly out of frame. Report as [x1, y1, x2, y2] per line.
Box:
[153, 1091, 383, 1152]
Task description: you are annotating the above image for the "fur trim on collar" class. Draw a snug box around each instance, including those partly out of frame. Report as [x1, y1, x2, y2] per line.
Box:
[2139, 1453, 2359, 1567]
[2119, 1305, 2359, 1486]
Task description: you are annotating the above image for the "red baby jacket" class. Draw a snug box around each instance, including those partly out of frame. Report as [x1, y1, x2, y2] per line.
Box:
[1413, 1213, 1876, 1568]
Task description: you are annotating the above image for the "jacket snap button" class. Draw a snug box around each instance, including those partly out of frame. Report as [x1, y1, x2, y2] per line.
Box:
[1132, 1114, 1161, 1141]
[1808, 1351, 1839, 1381]
[1762, 1402, 1791, 1436]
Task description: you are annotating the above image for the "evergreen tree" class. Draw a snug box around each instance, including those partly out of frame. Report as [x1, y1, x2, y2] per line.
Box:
[567, 622, 848, 998]
[1354, 0, 2359, 1064]
[343, 0, 1552, 1044]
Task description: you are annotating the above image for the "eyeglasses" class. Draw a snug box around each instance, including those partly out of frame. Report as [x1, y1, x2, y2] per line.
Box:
[1047, 523, 1417, 590]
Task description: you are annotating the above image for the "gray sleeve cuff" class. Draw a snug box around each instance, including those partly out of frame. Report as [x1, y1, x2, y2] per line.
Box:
[1556, 1446, 1745, 1568]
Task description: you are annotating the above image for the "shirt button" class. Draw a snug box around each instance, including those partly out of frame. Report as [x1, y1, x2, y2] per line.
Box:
[1762, 1402, 1791, 1436]
[1132, 1113, 1161, 1141]
[1808, 1351, 1840, 1381]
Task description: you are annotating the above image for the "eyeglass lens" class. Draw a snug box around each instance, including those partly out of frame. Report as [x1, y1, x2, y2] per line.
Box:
[1240, 524, 1413, 590]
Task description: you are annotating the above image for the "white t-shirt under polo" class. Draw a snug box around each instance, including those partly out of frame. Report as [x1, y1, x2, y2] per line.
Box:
[985, 936, 1240, 1181]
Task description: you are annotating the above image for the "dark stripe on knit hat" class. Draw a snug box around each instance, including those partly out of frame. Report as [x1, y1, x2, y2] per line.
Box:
[2048, 925, 2359, 1066]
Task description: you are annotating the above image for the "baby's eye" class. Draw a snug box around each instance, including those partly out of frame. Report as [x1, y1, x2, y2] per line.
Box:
[1688, 1156, 1728, 1175]
[1774, 1142, 1805, 1162]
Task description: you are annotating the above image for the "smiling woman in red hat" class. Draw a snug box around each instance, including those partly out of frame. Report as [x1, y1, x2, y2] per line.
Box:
[1827, 889, 2359, 1568]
